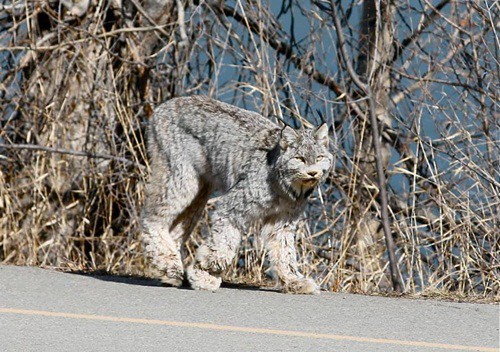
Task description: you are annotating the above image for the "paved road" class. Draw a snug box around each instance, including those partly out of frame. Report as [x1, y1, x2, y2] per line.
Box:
[0, 266, 498, 352]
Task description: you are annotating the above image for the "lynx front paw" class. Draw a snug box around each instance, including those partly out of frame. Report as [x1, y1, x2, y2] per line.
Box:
[186, 264, 222, 291]
[283, 278, 320, 295]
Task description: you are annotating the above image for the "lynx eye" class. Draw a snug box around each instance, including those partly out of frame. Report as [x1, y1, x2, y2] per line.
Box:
[316, 155, 325, 162]
[294, 156, 306, 163]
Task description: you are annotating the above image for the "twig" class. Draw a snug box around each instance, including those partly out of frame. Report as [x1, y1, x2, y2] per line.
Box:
[329, 0, 403, 292]
[0, 143, 145, 170]
[129, 0, 171, 37]
[204, 0, 368, 125]
[202, 0, 345, 97]
[391, 0, 450, 64]
[176, 0, 189, 47]
[391, 31, 484, 104]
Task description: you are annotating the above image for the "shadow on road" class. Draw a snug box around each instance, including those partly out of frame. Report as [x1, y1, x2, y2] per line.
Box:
[70, 271, 165, 287]
[68, 270, 278, 293]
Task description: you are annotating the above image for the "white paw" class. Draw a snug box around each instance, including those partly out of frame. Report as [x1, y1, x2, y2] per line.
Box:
[283, 278, 320, 295]
[186, 265, 222, 291]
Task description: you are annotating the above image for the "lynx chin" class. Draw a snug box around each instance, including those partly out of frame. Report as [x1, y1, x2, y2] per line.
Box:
[141, 96, 333, 294]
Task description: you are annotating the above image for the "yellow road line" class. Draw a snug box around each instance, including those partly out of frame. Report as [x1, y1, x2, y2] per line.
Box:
[0, 308, 496, 351]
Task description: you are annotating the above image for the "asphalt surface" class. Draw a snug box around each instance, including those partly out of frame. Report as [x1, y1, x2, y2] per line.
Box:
[0, 265, 498, 352]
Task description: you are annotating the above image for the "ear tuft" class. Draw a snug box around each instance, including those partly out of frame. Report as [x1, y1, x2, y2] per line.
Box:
[279, 125, 299, 150]
[314, 123, 329, 148]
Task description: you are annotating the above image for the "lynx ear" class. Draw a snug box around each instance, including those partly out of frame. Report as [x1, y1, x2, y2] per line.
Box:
[314, 123, 329, 148]
[279, 125, 299, 149]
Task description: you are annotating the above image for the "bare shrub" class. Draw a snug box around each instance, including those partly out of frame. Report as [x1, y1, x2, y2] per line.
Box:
[1, 0, 498, 298]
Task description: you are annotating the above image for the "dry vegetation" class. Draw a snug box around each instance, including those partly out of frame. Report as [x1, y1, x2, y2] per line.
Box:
[0, 0, 498, 299]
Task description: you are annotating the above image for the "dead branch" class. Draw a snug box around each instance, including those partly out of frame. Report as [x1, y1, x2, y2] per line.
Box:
[329, 0, 402, 292]
[0, 143, 145, 170]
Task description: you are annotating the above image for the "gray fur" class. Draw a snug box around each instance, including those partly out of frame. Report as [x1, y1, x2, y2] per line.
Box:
[141, 96, 333, 294]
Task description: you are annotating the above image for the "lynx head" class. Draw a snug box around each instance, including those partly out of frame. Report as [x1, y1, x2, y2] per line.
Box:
[270, 124, 333, 200]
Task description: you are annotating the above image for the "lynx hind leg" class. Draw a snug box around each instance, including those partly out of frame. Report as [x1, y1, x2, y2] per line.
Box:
[170, 184, 211, 262]
[263, 223, 320, 295]
[142, 218, 185, 287]
[282, 277, 319, 295]
[142, 159, 205, 287]
[187, 215, 242, 291]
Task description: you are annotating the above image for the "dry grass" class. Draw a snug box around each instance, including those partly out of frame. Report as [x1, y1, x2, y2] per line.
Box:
[0, 0, 498, 300]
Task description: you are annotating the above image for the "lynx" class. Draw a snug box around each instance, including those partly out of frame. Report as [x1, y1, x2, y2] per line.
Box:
[141, 96, 333, 294]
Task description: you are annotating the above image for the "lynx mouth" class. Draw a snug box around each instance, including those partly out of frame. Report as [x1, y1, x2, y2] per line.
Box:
[300, 177, 320, 186]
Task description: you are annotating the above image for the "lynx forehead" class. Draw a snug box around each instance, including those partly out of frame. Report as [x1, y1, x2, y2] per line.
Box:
[141, 96, 333, 294]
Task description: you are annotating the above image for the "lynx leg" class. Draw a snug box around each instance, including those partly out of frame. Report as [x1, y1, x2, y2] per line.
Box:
[141, 160, 204, 287]
[187, 215, 242, 291]
[169, 183, 211, 259]
[142, 218, 185, 287]
[262, 222, 319, 294]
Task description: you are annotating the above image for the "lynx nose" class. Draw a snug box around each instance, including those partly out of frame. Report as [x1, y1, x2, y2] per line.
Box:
[308, 171, 320, 178]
